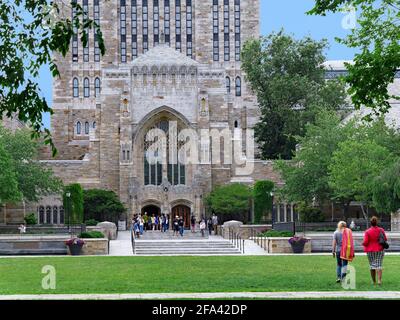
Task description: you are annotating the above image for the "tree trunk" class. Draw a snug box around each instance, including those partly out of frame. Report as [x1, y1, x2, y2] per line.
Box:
[360, 203, 369, 230]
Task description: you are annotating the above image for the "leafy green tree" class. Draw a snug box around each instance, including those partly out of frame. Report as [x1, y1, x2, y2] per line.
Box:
[275, 110, 355, 207]
[372, 160, 400, 215]
[0, 142, 21, 205]
[253, 180, 274, 223]
[205, 183, 252, 223]
[83, 189, 126, 223]
[329, 139, 392, 224]
[309, 0, 400, 117]
[242, 31, 348, 159]
[63, 183, 84, 224]
[0, 126, 62, 202]
[0, 1, 105, 154]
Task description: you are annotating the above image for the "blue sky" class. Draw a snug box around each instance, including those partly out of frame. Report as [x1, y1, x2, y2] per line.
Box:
[40, 0, 357, 129]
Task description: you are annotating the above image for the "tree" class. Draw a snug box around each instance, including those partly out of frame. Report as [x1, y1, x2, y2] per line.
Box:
[276, 109, 400, 218]
[63, 184, 84, 224]
[275, 109, 356, 207]
[241, 31, 348, 160]
[0, 1, 105, 155]
[0, 143, 20, 205]
[253, 180, 274, 223]
[372, 160, 400, 215]
[328, 139, 392, 224]
[83, 189, 126, 223]
[309, 0, 400, 117]
[0, 126, 63, 202]
[205, 183, 252, 223]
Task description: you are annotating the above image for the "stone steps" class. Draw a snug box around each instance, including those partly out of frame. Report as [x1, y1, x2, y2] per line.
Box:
[133, 240, 241, 255]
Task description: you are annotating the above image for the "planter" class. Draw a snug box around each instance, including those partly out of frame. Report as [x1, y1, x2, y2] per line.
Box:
[290, 242, 306, 254]
[68, 244, 83, 256]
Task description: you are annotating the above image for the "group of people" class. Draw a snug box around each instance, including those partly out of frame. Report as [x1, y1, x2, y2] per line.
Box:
[131, 213, 171, 238]
[332, 216, 388, 286]
[131, 213, 219, 238]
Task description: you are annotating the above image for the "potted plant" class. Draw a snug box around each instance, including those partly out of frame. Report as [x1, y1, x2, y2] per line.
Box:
[288, 236, 309, 254]
[65, 237, 85, 256]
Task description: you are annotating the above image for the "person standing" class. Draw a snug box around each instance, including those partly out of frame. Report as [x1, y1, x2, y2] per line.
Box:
[207, 217, 213, 236]
[151, 214, 156, 231]
[173, 216, 180, 236]
[164, 214, 170, 232]
[363, 216, 388, 286]
[139, 216, 144, 235]
[191, 215, 196, 233]
[199, 218, 206, 237]
[332, 221, 349, 283]
[178, 216, 184, 237]
[212, 214, 218, 235]
[143, 213, 149, 231]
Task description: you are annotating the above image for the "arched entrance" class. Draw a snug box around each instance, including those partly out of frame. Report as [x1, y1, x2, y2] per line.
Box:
[171, 205, 191, 229]
[141, 205, 161, 217]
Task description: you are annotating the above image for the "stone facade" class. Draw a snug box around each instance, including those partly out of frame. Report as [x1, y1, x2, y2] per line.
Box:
[35, 0, 272, 225]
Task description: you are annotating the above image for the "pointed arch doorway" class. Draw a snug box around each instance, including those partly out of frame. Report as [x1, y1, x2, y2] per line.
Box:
[171, 205, 191, 229]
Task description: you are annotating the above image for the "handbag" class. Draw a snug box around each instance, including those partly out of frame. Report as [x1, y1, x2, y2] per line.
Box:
[379, 229, 389, 250]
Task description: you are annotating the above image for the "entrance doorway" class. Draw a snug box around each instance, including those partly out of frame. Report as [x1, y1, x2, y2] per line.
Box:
[141, 205, 161, 217]
[172, 205, 191, 229]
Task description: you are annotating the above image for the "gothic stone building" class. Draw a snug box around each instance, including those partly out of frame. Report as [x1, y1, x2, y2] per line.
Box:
[20, 0, 285, 227]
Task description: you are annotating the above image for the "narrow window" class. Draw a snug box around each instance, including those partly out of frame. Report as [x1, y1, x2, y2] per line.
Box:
[154, 0, 160, 45]
[234, 120, 239, 128]
[72, 0, 78, 62]
[76, 121, 82, 135]
[226, 76, 231, 93]
[235, 76, 241, 96]
[143, 0, 149, 52]
[73, 78, 79, 97]
[224, 0, 230, 61]
[131, 0, 138, 58]
[46, 206, 52, 224]
[59, 206, 64, 224]
[85, 121, 90, 135]
[53, 206, 59, 225]
[213, 0, 219, 61]
[84, 78, 90, 97]
[235, 0, 241, 61]
[120, 0, 127, 62]
[186, 0, 193, 57]
[94, 0, 100, 62]
[164, 0, 171, 45]
[93, 121, 96, 129]
[83, 0, 89, 62]
[95, 77, 101, 97]
[175, 0, 181, 51]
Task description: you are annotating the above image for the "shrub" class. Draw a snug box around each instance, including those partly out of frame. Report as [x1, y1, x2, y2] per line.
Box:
[253, 180, 274, 223]
[63, 184, 84, 224]
[297, 203, 325, 222]
[83, 189, 126, 222]
[79, 231, 105, 239]
[205, 183, 252, 223]
[24, 213, 37, 225]
[259, 230, 293, 237]
[85, 219, 99, 226]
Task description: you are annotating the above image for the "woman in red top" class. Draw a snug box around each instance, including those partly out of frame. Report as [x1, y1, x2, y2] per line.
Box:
[362, 216, 388, 286]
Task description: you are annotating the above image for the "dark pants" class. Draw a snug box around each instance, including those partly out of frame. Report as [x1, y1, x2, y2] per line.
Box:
[336, 253, 348, 279]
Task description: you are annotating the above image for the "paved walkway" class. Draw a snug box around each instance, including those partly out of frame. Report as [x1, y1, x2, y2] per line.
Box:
[1, 291, 400, 300]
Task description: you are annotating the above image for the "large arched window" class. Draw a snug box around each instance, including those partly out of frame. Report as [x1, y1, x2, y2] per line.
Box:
[46, 206, 51, 224]
[84, 78, 90, 97]
[38, 206, 45, 224]
[226, 76, 231, 94]
[235, 76, 241, 97]
[73, 78, 79, 97]
[59, 206, 65, 224]
[144, 119, 186, 186]
[95, 78, 101, 97]
[53, 206, 59, 224]
[76, 121, 82, 135]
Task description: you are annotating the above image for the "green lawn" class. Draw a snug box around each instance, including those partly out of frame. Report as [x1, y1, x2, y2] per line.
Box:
[0, 256, 399, 294]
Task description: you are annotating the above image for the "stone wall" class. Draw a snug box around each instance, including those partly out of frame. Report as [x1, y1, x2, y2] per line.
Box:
[80, 238, 109, 255]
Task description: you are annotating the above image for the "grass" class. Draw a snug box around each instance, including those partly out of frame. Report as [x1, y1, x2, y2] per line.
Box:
[0, 256, 399, 295]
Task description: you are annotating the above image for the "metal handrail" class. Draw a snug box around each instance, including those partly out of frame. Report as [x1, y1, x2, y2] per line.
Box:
[131, 229, 136, 255]
[229, 228, 245, 254]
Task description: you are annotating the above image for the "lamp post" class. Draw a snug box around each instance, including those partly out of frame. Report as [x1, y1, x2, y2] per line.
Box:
[270, 191, 275, 227]
[66, 192, 71, 235]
